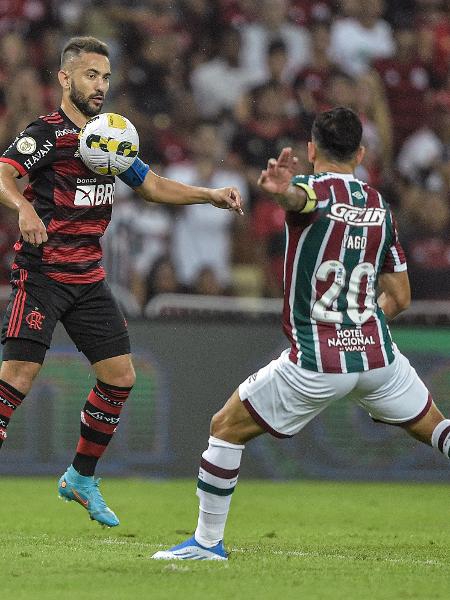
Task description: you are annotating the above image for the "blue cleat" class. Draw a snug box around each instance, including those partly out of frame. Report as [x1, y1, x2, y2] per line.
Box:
[58, 465, 119, 528]
[152, 536, 228, 561]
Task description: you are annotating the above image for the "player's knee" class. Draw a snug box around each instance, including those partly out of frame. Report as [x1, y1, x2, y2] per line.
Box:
[210, 409, 230, 439]
[0, 360, 41, 395]
[95, 360, 136, 389]
[210, 407, 245, 443]
[119, 365, 136, 389]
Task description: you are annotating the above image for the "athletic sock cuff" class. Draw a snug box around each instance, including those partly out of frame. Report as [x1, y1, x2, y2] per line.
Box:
[96, 379, 133, 393]
[208, 435, 245, 451]
[0, 379, 26, 402]
[431, 419, 450, 454]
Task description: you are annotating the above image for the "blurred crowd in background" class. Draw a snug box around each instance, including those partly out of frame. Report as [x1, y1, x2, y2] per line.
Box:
[0, 0, 449, 310]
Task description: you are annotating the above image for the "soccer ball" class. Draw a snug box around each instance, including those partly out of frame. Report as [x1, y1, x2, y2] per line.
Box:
[78, 113, 139, 176]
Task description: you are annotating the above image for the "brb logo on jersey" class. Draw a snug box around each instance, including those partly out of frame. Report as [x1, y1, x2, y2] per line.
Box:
[74, 178, 115, 206]
[328, 203, 386, 227]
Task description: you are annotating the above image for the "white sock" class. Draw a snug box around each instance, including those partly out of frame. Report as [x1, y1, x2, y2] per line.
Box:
[194, 435, 244, 548]
[431, 419, 450, 458]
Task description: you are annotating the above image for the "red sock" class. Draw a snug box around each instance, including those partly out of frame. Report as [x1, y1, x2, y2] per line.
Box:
[0, 379, 25, 448]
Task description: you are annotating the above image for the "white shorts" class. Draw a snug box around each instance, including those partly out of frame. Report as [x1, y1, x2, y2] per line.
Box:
[238, 349, 431, 438]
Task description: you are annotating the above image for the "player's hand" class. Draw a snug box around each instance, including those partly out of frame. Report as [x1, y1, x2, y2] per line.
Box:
[257, 147, 298, 195]
[18, 203, 48, 246]
[209, 187, 244, 215]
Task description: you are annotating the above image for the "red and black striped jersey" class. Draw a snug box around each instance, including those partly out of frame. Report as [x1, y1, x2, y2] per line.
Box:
[0, 108, 115, 284]
[283, 172, 407, 374]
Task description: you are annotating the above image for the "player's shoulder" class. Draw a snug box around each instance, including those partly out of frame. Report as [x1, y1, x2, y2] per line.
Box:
[2, 113, 58, 157]
[39, 110, 65, 126]
[17, 111, 63, 140]
[359, 180, 391, 210]
[27, 110, 79, 147]
[292, 173, 311, 186]
[35, 109, 78, 136]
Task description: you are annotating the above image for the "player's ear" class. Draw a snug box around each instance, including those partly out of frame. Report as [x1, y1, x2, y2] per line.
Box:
[307, 141, 316, 164]
[58, 69, 70, 89]
[355, 145, 366, 166]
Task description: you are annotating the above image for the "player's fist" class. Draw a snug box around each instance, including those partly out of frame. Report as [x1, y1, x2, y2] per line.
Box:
[18, 202, 48, 246]
[258, 147, 298, 195]
[209, 187, 244, 214]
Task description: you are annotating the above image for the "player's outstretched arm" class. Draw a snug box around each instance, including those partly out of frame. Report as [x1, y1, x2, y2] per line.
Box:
[257, 148, 307, 211]
[377, 271, 411, 320]
[0, 162, 47, 246]
[135, 169, 244, 214]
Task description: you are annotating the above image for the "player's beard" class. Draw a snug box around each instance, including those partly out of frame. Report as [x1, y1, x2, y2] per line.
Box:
[69, 82, 103, 117]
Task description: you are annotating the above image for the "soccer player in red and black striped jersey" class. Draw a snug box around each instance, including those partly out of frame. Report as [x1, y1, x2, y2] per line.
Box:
[0, 36, 243, 528]
[153, 107, 450, 561]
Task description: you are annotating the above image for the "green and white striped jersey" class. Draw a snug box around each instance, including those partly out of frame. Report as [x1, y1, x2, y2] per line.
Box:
[282, 172, 407, 373]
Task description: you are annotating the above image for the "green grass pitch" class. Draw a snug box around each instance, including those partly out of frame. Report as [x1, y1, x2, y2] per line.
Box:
[2, 478, 449, 599]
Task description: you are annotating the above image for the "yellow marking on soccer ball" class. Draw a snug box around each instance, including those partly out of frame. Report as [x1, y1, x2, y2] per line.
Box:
[97, 165, 120, 176]
[107, 113, 127, 129]
[86, 134, 138, 157]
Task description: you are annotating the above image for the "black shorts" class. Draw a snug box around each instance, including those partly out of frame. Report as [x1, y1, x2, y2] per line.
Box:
[1, 268, 130, 364]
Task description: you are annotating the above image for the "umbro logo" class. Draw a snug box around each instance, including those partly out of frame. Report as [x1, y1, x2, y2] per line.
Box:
[352, 191, 364, 200]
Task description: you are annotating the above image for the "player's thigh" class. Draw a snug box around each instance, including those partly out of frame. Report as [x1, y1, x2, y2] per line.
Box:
[1, 269, 67, 351]
[93, 353, 136, 388]
[237, 350, 358, 439]
[62, 280, 131, 366]
[355, 352, 431, 425]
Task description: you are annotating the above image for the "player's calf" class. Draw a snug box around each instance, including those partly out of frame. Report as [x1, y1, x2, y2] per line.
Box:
[0, 379, 26, 449]
[403, 401, 450, 459]
[72, 379, 133, 476]
[403, 401, 445, 445]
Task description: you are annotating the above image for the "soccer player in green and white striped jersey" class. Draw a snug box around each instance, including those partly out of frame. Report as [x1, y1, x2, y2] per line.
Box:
[153, 107, 450, 561]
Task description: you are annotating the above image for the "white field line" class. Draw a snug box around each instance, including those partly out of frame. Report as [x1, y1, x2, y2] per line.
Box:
[230, 547, 443, 567]
[6, 536, 444, 567]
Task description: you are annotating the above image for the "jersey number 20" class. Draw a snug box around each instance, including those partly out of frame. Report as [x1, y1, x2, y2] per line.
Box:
[311, 260, 376, 325]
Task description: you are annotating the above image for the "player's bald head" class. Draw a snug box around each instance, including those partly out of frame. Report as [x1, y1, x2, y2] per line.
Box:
[61, 36, 109, 71]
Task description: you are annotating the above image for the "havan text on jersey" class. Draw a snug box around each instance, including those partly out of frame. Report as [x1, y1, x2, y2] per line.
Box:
[283, 173, 407, 374]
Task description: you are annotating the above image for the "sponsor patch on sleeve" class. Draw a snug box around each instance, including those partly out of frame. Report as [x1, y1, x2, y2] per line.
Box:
[16, 137, 37, 155]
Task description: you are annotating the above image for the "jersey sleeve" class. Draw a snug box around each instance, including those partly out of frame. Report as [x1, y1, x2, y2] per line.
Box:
[0, 120, 56, 178]
[291, 174, 318, 214]
[381, 214, 407, 273]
